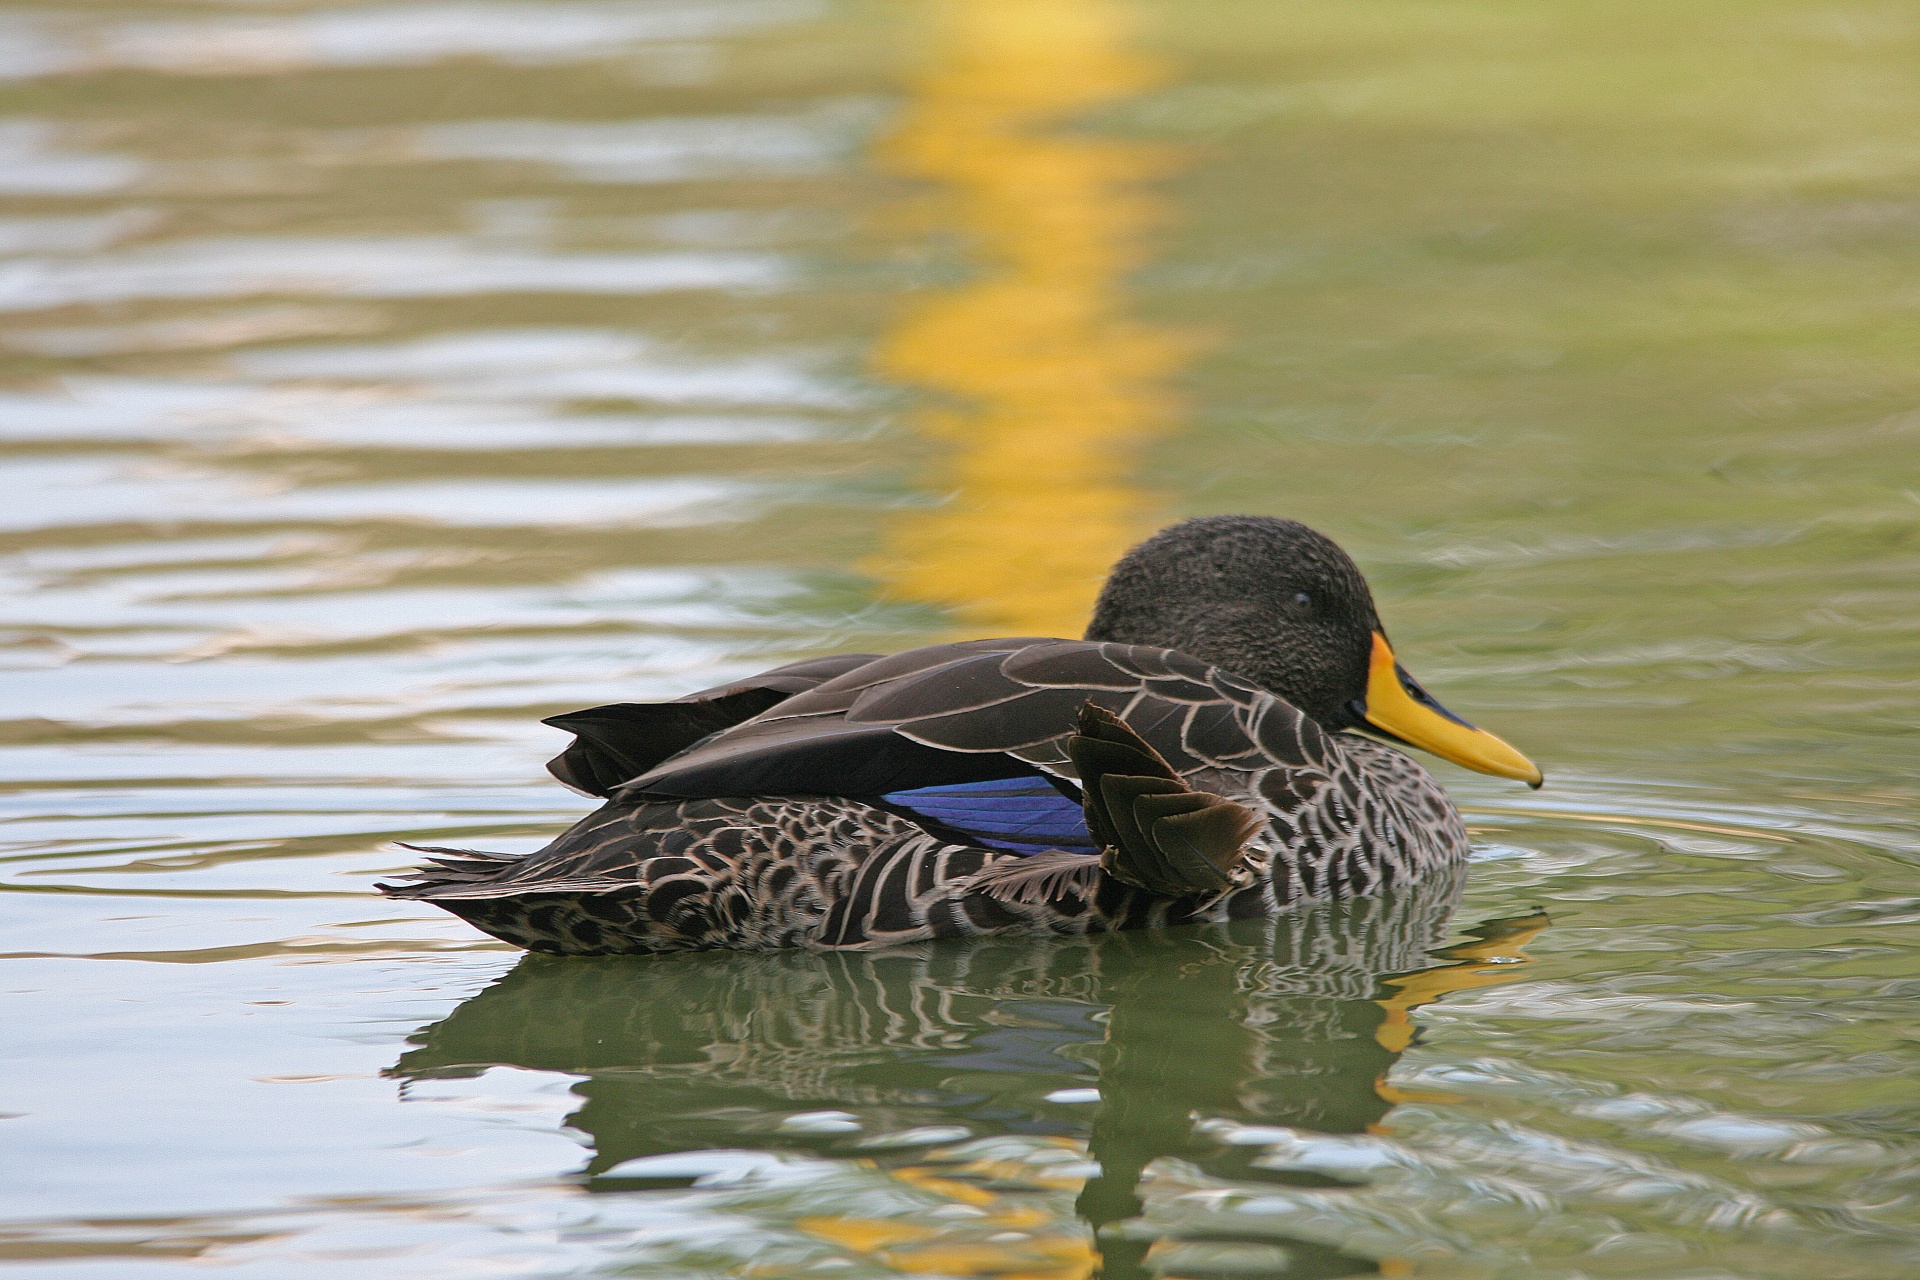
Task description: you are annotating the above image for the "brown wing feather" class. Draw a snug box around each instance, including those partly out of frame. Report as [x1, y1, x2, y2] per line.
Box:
[541, 652, 883, 797]
[1068, 704, 1262, 896]
[618, 638, 1331, 801]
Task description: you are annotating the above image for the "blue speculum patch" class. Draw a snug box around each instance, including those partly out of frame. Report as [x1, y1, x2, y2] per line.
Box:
[880, 776, 1094, 856]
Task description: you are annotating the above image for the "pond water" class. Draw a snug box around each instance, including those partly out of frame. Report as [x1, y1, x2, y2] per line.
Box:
[4, 1, 1919, 1276]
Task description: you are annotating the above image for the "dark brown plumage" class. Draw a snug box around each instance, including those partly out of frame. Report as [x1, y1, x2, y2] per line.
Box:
[382, 517, 1538, 953]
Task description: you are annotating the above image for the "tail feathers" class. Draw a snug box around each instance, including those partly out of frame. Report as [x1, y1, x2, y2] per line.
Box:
[381, 874, 640, 901]
[1069, 703, 1259, 897]
[379, 842, 635, 901]
[394, 842, 517, 867]
[395, 842, 514, 857]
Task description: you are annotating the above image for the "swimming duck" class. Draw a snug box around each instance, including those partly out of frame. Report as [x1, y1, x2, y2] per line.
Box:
[381, 516, 1541, 953]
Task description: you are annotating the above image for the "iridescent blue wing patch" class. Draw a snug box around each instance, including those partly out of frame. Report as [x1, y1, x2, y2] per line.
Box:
[880, 776, 1094, 857]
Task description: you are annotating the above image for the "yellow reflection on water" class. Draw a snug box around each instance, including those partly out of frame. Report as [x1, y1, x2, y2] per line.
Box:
[1371, 909, 1550, 1110]
[869, 0, 1197, 639]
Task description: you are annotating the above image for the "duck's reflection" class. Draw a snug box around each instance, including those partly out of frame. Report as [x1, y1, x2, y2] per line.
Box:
[393, 870, 1543, 1279]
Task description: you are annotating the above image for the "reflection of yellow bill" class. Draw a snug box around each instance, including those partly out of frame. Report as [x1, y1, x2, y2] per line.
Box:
[868, 0, 1198, 639]
[1373, 908, 1552, 1114]
[801, 1173, 1099, 1279]
[1361, 632, 1543, 786]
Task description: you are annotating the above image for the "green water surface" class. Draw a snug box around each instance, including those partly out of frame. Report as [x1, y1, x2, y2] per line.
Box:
[3, 2, 1918, 1277]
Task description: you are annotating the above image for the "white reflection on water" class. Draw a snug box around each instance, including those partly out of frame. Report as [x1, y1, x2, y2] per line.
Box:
[11, 630, 787, 725]
[258, 412, 836, 451]
[0, 329, 853, 441]
[416, 101, 880, 184]
[0, 395, 831, 449]
[0, 119, 146, 194]
[0, 209, 161, 257]
[0, 238, 784, 313]
[232, 328, 848, 407]
[0, 0, 818, 80]
[7, 560, 797, 638]
[0, 456, 763, 532]
[3, 305, 388, 357]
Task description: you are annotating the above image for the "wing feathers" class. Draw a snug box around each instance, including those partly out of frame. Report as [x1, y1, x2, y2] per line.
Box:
[543, 690, 786, 797]
[889, 685, 1109, 753]
[610, 638, 1329, 804]
[1070, 737, 1172, 781]
[998, 641, 1141, 689]
[1070, 704, 1259, 898]
[1132, 790, 1217, 822]
[847, 650, 1032, 724]
[762, 638, 1052, 721]
[541, 654, 882, 797]
[1152, 800, 1262, 888]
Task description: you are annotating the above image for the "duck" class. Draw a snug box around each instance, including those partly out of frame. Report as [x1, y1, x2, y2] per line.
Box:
[381, 516, 1542, 954]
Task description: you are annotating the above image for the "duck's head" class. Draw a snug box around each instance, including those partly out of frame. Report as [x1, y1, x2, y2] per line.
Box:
[1085, 515, 1542, 787]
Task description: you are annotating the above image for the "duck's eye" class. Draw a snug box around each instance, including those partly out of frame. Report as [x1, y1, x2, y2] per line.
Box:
[1292, 592, 1311, 607]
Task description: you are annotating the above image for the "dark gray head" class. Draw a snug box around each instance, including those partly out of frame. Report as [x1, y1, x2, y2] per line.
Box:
[1085, 515, 1543, 784]
[1085, 516, 1379, 731]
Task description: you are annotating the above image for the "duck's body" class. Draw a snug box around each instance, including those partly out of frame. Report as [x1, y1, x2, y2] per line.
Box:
[383, 518, 1540, 954]
[383, 639, 1468, 953]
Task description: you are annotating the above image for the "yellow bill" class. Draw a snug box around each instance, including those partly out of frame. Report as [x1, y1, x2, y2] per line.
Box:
[1359, 632, 1542, 787]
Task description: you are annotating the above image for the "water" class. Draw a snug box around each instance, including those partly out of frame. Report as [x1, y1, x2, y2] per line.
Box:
[4, 1, 1918, 1275]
